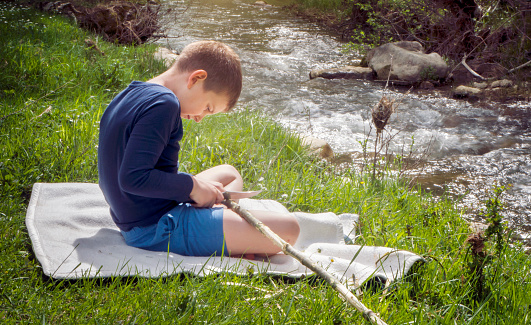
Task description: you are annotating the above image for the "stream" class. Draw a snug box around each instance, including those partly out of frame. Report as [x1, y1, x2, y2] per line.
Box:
[159, 0, 531, 244]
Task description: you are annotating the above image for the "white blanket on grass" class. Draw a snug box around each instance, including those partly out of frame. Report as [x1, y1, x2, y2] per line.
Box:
[26, 183, 423, 287]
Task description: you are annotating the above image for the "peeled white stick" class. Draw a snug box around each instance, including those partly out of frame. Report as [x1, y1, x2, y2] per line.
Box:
[222, 194, 388, 325]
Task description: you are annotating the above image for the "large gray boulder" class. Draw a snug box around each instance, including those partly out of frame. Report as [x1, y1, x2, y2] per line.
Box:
[366, 41, 448, 83]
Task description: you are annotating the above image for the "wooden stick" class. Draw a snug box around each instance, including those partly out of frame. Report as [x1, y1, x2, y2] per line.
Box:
[507, 59, 531, 74]
[222, 194, 388, 325]
[461, 55, 488, 81]
[461, 54, 531, 81]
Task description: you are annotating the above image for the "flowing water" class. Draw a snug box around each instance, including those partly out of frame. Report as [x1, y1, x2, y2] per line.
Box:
[159, 0, 531, 243]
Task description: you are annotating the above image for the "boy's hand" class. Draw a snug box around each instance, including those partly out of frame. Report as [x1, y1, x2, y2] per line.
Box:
[189, 176, 224, 208]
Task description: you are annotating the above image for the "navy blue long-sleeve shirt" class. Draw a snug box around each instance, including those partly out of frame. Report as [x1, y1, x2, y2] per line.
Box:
[98, 81, 194, 231]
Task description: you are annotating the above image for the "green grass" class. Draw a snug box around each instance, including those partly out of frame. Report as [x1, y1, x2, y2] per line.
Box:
[1, 3, 530, 324]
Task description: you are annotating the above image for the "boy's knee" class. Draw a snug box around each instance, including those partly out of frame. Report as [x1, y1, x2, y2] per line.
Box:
[221, 164, 240, 175]
[221, 164, 242, 181]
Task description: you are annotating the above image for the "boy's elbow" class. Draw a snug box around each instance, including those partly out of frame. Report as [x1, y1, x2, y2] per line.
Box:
[118, 170, 145, 195]
[118, 175, 134, 194]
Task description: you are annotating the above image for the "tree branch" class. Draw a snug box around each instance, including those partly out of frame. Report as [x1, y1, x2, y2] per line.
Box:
[507, 59, 531, 74]
[460, 55, 490, 81]
[222, 194, 388, 325]
[460, 54, 531, 82]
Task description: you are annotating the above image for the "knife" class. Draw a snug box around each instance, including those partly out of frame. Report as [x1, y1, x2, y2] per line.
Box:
[224, 190, 262, 199]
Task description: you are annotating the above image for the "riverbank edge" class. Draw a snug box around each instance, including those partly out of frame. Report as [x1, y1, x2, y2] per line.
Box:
[284, 2, 530, 104]
[25, 0, 530, 104]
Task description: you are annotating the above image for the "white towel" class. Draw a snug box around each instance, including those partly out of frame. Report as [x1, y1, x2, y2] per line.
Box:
[25, 183, 423, 287]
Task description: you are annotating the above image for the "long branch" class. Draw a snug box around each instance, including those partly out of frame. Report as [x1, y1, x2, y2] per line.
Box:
[222, 194, 388, 325]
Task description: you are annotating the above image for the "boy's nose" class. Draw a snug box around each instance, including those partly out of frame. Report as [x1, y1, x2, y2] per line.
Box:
[194, 115, 205, 122]
[194, 110, 210, 122]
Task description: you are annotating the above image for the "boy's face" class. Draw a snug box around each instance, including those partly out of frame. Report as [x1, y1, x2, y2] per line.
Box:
[179, 72, 230, 123]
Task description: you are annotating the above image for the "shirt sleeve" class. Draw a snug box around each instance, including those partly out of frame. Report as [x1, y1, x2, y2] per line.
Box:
[117, 95, 194, 202]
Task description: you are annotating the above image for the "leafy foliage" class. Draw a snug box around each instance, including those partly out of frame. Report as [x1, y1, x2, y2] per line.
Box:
[295, 0, 530, 73]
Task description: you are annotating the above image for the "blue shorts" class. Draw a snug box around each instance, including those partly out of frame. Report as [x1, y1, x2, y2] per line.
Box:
[120, 204, 228, 256]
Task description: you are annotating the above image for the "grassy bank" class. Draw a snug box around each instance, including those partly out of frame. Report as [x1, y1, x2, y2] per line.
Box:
[1, 3, 530, 324]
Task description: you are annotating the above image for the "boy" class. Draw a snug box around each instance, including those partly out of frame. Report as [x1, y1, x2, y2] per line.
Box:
[98, 41, 299, 257]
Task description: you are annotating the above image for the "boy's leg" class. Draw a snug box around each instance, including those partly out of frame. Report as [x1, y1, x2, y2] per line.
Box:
[223, 209, 300, 256]
[196, 164, 300, 256]
[194, 164, 243, 191]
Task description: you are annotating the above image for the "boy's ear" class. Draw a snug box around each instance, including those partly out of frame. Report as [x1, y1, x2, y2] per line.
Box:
[187, 70, 208, 89]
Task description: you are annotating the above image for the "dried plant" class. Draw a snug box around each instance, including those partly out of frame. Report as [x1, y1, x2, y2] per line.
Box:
[370, 95, 397, 181]
[464, 232, 489, 302]
[371, 95, 395, 135]
[466, 233, 486, 257]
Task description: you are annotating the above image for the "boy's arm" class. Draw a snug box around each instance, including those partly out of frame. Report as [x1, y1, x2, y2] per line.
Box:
[118, 99, 195, 203]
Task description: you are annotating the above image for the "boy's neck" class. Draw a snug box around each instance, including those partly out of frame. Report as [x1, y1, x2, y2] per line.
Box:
[147, 68, 184, 97]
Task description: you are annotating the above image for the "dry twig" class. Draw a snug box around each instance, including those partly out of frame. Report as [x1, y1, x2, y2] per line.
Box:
[222, 282, 287, 301]
[461, 53, 531, 81]
[222, 194, 388, 325]
[0, 80, 74, 124]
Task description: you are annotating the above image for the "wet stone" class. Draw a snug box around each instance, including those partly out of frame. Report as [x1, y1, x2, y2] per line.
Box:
[154, 47, 178, 67]
[254, 1, 271, 6]
[366, 41, 448, 83]
[490, 79, 513, 88]
[309, 66, 374, 80]
[452, 85, 482, 99]
[472, 82, 488, 89]
[469, 222, 488, 233]
[300, 135, 334, 159]
[419, 81, 435, 89]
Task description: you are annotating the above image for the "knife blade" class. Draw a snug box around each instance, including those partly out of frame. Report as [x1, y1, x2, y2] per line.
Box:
[225, 190, 262, 199]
